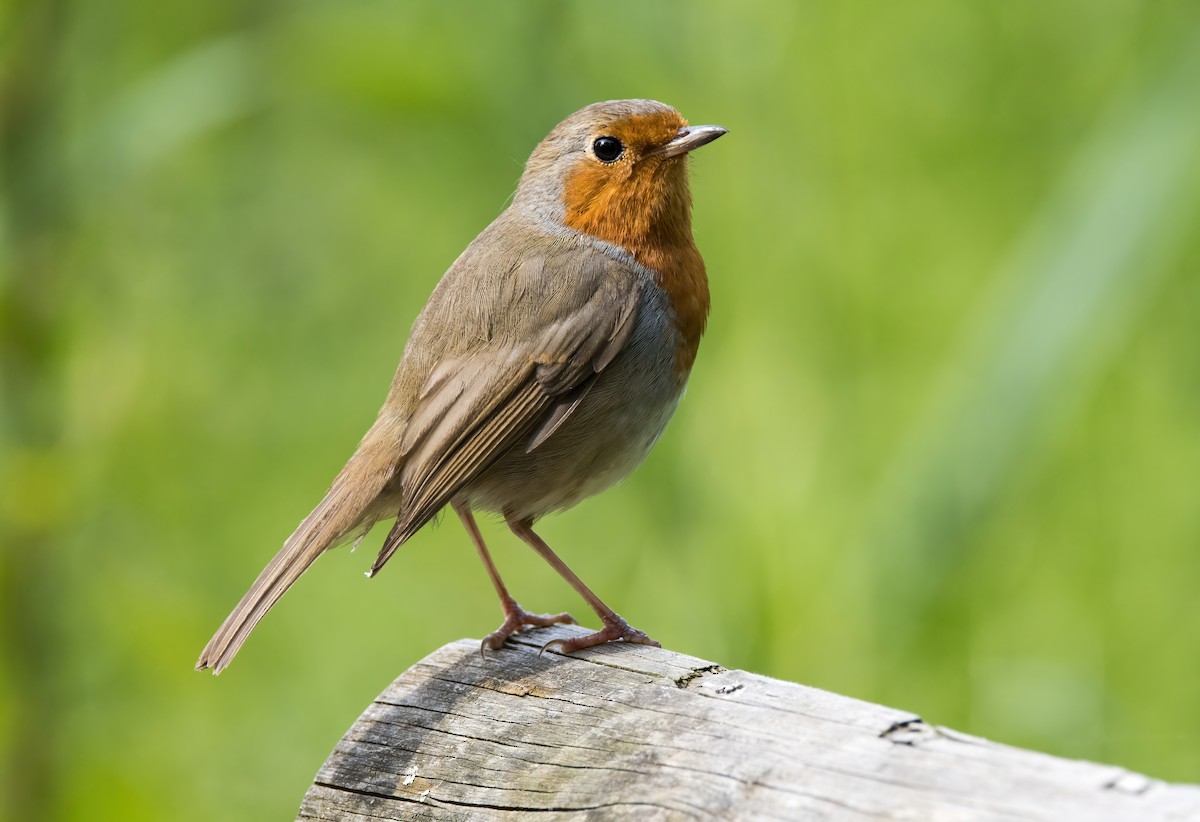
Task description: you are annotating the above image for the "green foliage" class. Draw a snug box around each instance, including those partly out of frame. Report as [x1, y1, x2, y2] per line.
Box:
[3, 2, 1199, 818]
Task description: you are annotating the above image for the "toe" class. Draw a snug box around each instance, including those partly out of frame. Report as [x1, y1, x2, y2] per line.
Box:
[621, 628, 660, 647]
[524, 611, 576, 628]
[537, 618, 659, 655]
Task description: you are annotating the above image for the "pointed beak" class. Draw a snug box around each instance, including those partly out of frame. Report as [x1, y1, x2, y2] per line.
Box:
[657, 125, 728, 158]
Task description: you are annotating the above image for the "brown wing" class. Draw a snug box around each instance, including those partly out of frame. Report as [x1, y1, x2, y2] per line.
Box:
[368, 253, 643, 574]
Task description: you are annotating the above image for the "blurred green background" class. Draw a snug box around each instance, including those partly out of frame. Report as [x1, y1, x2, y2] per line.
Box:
[3, 1, 1200, 818]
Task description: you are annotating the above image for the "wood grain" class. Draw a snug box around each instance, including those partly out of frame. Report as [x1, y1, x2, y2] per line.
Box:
[298, 624, 1200, 820]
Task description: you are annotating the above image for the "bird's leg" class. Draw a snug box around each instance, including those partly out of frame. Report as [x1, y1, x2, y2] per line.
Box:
[453, 502, 575, 652]
[504, 513, 660, 654]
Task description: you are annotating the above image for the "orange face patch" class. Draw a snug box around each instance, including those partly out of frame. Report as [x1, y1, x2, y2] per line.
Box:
[561, 112, 710, 378]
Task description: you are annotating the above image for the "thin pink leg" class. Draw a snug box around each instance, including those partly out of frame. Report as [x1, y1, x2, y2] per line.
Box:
[505, 513, 659, 654]
[453, 502, 574, 651]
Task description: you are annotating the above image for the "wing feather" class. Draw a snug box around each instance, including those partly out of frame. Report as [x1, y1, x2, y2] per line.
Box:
[368, 250, 644, 574]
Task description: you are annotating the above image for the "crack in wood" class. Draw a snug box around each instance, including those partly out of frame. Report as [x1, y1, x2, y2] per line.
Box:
[879, 717, 930, 746]
[1104, 771, 1156, 795]
[321, 776, 710, 818]
[674, 664, 725, 688]
[429, 795, 704, 818]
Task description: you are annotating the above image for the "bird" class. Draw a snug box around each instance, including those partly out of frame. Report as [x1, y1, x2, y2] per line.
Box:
[196, 99, 726, 674]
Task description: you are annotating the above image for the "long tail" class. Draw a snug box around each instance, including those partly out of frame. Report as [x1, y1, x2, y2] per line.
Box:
[196, 423, 400, 674]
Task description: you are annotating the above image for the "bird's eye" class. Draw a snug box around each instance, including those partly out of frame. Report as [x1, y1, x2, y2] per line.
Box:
[591, 136, 625, 163]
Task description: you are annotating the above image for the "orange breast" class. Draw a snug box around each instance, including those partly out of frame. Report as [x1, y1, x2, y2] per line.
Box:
[562, 155, 710, 378]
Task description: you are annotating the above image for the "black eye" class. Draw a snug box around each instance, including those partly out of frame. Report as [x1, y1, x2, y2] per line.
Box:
[592, 136, 624, 163]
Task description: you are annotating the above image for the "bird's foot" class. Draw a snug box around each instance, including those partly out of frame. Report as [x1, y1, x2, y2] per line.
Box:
[481, 599, 575, 653]
[540, 613, 660, 655]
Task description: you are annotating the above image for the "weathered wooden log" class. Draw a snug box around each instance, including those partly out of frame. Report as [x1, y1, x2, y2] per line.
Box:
[299, 624, 1200, 820]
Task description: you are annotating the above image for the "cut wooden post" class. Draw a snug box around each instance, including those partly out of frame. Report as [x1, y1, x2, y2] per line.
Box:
[299, 624, 1200, 820]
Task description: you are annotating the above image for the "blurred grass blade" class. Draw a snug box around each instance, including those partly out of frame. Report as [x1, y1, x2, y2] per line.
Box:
[75, 33, 260, 194]
[862, 32, 1200, 634]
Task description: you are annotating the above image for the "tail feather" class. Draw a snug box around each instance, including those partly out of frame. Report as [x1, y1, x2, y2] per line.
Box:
[196, 426, 399, 674]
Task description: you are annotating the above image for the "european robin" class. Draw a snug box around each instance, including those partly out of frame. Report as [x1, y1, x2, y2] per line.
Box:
[197, 99, 726, 673]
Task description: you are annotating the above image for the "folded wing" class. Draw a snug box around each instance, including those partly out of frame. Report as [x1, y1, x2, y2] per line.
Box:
[369, 251, 643, 574]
